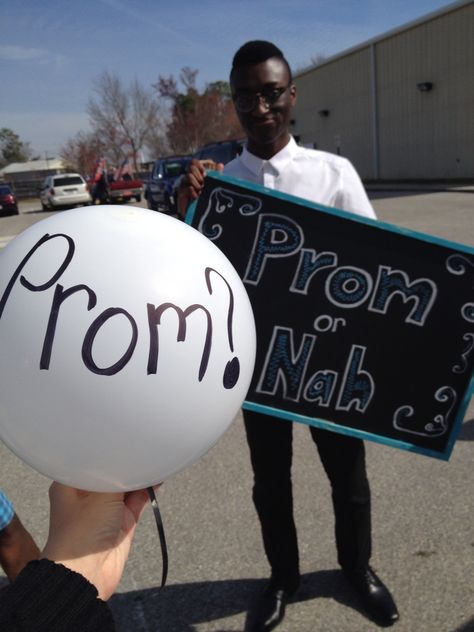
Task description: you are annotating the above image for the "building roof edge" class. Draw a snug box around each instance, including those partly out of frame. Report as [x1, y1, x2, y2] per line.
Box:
[294, 0, 472, 78]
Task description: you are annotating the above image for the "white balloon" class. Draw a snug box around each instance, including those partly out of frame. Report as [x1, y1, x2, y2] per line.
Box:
[0, 205, 256, 491]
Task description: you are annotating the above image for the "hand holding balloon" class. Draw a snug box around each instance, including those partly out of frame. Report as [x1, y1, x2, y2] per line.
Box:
[42, 483, 150, 600]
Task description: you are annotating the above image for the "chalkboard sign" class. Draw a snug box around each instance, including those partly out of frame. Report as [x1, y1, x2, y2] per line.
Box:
[187, 173, 474, 460]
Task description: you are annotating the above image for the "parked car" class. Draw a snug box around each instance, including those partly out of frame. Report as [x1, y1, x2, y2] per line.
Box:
[145, 155, 192, 213]
[40, 173, 92, 210]
[193, 138, 244, 165]
[0, 185, 19, 216]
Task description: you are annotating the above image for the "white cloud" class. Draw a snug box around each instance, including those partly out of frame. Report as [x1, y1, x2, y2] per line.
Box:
[0, 45, 69, 71]
[0, 45, 48, 61]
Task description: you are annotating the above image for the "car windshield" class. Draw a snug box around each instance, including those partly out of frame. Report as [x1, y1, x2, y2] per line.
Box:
[163, 160, 189, 177]
[0, 186, 12, 195]
[53, 176, 84, 186]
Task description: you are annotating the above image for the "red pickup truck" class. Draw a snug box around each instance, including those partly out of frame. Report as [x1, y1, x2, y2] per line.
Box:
[107, 174, 143, 203]
[88, 173, 143, 204]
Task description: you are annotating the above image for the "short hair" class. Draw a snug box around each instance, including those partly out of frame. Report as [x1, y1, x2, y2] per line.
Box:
[230, 40, 292, 83]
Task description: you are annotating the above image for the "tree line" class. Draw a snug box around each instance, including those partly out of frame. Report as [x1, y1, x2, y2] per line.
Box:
[63, 68, 242, 176]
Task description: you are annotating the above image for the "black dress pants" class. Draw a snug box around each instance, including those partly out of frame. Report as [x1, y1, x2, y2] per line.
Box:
[243, 409, 372, 588]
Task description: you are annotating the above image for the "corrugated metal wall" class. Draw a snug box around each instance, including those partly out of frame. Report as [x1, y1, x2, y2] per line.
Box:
[294, 49, 373, 175]
[293, 1, 474, 180]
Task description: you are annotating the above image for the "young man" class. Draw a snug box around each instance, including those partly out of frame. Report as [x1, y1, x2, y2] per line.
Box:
[180, 40, 399, 632]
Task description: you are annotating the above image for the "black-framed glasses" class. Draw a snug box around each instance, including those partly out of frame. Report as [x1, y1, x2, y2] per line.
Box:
[233, 84, 292, 113]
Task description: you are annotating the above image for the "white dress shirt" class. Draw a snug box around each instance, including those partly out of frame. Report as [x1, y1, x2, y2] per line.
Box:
[224, 136, 376, 219]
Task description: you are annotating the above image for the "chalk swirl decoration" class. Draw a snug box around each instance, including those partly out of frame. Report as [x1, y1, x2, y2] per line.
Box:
[446, 254, 474, 323]
[452, 332, 474, 374]
[393, 386, 457, 438]
[198, 187, 262, 240]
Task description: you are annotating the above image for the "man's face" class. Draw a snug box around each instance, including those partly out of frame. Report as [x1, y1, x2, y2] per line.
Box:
[230, 57, 296, 158]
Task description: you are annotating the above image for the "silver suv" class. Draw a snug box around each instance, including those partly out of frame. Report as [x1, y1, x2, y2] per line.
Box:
[40, 173, 92, 210]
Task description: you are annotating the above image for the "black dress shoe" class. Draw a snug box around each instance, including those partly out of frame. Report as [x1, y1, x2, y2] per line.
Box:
[248, 580, 298, 632]
[344, 566, 399, 627]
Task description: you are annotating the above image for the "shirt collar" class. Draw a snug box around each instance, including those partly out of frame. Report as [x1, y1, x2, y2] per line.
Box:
[240, 136, 298, 177]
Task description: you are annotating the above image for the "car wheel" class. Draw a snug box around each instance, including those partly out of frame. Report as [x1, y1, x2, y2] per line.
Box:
[164, 193, 175, 214]
[135, 194, 142, 203]
[147, 197, 157, 212]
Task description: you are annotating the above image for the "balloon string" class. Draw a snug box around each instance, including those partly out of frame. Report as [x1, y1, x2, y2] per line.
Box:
[147, 486, 168, 588]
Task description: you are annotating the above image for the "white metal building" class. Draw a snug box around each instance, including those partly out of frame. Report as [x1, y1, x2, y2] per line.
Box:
[0, 158, 66, 197]
[0, 158, 65, 181]
[292, 0, 474, 180]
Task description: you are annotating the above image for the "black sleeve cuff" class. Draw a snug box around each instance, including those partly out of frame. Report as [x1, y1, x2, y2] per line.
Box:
[0, 559, 116, 631]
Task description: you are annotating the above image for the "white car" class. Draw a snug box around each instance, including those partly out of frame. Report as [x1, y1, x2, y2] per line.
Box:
[40, 173, 92, 210]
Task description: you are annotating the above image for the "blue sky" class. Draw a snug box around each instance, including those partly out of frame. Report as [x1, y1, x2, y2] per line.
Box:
[0, 0, 456, 159]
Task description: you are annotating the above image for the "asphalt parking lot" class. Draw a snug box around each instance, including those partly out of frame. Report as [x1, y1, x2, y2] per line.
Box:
[1, 187, 473, 632]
